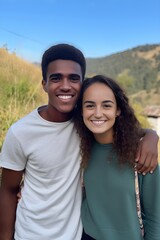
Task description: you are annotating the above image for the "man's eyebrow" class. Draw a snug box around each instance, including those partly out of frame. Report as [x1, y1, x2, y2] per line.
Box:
[69, 73, 80, 76]
[48, 73, 81, 79]
[49, 73, 61, 79]
[69, 73, 81, 78]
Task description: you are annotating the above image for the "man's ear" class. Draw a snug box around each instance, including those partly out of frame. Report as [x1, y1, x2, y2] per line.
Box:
[42, 79, 47, 92]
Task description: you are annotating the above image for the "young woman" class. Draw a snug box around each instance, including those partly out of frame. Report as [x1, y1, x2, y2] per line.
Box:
[74, 75, 160, 240]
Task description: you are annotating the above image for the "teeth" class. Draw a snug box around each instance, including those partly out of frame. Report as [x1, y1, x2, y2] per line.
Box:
[92, 120, 105, 125]
[58, 95, 72, 99]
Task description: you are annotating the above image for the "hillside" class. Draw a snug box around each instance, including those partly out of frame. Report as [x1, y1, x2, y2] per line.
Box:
[0, 47, 47, 149]
[86, 44, 160, 101]
[0, 47, 45, 108]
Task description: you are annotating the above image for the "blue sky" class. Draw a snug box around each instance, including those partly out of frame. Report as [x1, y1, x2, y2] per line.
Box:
[0, 0, 160, 63]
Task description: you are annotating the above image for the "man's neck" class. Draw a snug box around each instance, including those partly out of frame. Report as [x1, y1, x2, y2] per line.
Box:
[38, 105, 73, 122]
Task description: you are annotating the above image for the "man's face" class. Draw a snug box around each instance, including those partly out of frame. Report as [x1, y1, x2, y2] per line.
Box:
[42, 59, 82, 121]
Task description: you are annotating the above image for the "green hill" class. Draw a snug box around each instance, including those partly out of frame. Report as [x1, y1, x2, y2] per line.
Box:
[86, 44, 160, 99]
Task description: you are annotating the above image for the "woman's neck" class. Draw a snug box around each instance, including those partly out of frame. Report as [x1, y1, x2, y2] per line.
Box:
[94, 131, 114, 144]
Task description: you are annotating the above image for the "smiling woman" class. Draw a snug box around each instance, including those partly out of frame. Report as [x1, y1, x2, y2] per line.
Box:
[74, 75, 160, 240]
[82, 82, 121, 143]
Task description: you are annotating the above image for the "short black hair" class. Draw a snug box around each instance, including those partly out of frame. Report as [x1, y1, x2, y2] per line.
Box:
[41, 43, 86, 81]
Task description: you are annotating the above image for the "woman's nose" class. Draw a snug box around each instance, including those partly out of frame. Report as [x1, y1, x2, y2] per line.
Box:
[94, 107, 103, 118]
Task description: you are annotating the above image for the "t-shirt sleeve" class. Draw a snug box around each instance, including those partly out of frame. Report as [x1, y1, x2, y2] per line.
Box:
[0, 126, 26, 170]
[141, 165, 160, 240]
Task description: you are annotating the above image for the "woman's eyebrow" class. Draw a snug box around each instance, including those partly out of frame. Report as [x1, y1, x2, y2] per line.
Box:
[83, 100, 114, 104]
[83, 100, 94, 104]
[102, 100, 114, 104]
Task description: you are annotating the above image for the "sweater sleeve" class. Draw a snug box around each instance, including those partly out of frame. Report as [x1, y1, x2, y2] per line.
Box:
[140, 165, 160, 240]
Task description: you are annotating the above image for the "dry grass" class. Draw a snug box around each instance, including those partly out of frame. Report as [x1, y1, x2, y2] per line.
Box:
[136, 46, 160, 67]
[130, 89, 160, 108]
[0, 47, 47, 150]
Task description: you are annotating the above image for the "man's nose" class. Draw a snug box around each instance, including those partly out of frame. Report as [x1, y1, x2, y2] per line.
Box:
[60, 79, 71, 91]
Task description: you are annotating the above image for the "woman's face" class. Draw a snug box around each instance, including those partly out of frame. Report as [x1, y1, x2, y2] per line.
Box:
[82, 82, 120, 143]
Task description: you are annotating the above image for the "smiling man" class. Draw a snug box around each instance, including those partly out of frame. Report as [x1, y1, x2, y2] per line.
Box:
[41, 59, 82, 122]
[0, 44, 86, 240]
[0, 43, 159, 240]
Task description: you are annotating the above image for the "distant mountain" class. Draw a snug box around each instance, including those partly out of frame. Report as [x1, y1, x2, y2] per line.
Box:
[1, 43, 160, 107]
[86, 44, 160, 98]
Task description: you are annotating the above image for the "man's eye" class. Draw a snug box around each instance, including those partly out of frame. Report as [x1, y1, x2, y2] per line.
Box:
[70, 75, 80, 81]
[50, 76, 60, 81]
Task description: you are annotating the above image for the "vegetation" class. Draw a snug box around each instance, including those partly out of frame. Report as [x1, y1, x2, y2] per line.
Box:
[0, 46, 47, 150]
[86, 44, 160, 101]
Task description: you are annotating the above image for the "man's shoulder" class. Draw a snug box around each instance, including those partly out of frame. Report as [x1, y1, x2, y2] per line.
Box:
[13, 109, 37, 125]
[9, 108, 38, 135]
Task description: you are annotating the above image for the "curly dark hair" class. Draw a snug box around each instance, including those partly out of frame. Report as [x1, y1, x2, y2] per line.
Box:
[74, 75, 143, 168]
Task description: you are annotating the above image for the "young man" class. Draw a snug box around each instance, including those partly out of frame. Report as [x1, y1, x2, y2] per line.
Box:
[0, 43, 159, 240]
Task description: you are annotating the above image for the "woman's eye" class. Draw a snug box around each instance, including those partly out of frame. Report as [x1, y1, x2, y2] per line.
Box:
[103, 104, 111, 108]
[86, 104, 94, 109]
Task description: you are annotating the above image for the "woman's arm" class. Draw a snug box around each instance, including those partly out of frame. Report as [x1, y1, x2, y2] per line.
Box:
[141, 165, 160, 240]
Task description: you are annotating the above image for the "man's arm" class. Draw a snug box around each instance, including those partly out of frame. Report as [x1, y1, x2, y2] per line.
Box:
[0, 168, 23, 240]
[136, 129, 159, 174]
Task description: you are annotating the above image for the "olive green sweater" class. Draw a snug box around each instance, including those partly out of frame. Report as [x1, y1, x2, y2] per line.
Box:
[81, 142, 160, 240]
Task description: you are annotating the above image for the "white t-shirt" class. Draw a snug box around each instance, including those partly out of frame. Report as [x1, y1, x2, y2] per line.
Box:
[0, 108, 82, 240]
